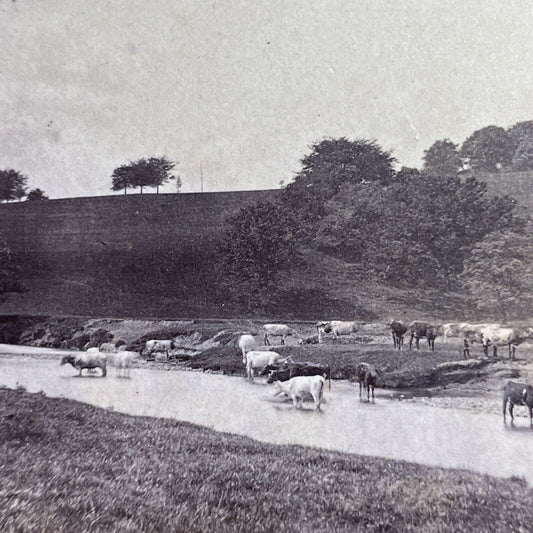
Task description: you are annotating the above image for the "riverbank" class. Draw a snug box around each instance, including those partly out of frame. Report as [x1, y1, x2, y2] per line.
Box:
[2, 387, 533, 532]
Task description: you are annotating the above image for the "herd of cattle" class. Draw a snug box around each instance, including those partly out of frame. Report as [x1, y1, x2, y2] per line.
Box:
[390, 320, 533, 359]
[57, 318, 533, 421]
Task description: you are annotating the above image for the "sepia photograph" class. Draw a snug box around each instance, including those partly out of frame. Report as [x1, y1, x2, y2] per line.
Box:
[2, 1, 533, 531]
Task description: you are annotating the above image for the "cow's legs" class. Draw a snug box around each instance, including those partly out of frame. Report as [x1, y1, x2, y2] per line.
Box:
[493, 345, 498, 357]
[503, 397, 508, 422]
[264, 334, 269, 346]
[409, 333, 414, 350]
[281, 336, 285, 345]
[463, 340, 470, 359]
[509, 402, 515, 422]
[416, 337, 420, 350]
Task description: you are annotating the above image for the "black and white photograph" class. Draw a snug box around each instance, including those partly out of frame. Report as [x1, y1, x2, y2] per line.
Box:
[3, 1, 533, 531]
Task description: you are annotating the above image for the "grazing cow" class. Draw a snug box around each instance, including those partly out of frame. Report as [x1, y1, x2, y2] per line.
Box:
[481, 326, 533, 359]
[245, 350, 287, 382]
[107, 350, 139, 378]
[316, 321, 358, 342]
[144, 339, 174, 359]
[409, 321, 439, 351]
[390, 320, 408, 350]
[503, 381, 533, 426]
[263, 324, 300, 346]
[272, 375, 326, 410]
[267, 362, 331, 389]
[238, 334, 257, 364]
[355, 362, 379, 402]
[61, 352, 107, 377]
[99, 342, 118, 352]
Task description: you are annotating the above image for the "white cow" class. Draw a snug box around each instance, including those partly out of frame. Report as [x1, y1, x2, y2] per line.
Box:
[238, 334, 257, 364]
[245, 350, 286, 382]
[263, 324, 300, 346]
[107, 350, 139, 378]
[316, 320, 359, 342]
[272, 375, 326, 410]
[480, 325, 533, 359]
[61, 351, 107, 377]
[144, 339, 174, 359]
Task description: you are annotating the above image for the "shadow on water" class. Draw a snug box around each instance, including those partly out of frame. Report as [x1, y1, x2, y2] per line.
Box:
[504, 422, 533, 433]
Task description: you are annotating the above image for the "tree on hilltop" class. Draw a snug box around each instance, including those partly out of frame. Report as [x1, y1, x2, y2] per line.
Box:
[423, 139, 462, 177]
[0, 169, 28, 202]
[26, 188, 49, 201]
[460, 126, 516, 172]
[111, 156, 178, 194]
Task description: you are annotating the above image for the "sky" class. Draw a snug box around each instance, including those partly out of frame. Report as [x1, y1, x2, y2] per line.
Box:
[2, 0, 533, 198]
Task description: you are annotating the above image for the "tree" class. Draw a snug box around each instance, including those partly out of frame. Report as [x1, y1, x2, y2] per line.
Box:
[460, 231, 533, 320]
[26, 188, 49, 201]
[110, 156, 177, 194]
[460, 126, 516, 172]
[423, 139, 462, 177]
[218, 201, 297, 309]
[0, 169, 28, 202]
[283, 137, 396, 236]
[508, 120, 533, 171]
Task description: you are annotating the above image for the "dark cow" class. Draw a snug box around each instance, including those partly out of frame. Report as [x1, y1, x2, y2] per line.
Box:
[267, 362, 331, 389]
[409, 321, 439, 351]
[61, 353, 107, 377]
[503, 381, 533, 426]
[390, 320, 408, 350]
[355, 362, 379, 402]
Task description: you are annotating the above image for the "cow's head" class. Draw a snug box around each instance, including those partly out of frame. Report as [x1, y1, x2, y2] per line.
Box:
[61, 355, 75, 367]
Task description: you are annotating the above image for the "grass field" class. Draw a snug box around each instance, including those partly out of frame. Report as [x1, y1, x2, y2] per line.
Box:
[2, 387, 533, 532]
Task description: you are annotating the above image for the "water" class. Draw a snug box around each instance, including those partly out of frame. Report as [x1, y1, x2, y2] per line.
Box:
[1, 352, 533, 483]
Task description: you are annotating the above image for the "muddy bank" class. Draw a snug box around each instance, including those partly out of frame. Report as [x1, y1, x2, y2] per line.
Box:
[1, 314, 532, 401]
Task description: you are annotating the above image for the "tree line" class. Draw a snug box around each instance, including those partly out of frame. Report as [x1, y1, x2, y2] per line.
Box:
[0, 169, 48, 202]
[219, 127, 533, 318]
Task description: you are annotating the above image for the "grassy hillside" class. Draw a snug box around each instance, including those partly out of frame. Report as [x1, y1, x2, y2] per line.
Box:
[0, 175, 528, 321]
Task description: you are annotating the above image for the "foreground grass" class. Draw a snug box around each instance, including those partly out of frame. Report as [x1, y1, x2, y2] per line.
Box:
[1, 388, 533, 532]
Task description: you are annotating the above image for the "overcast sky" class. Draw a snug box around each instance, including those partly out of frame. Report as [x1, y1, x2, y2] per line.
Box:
[2, 1, 533, 198]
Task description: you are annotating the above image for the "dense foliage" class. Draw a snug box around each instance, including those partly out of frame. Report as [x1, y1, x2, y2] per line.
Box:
[423, 139, 462, 177]
[111, 156, 179, 194]
[460, 126, 516, 172]
[283, 138, 396, 231]
[218, 201, 297, 309]
[0, 169, 28, 202]
[460, 231, 533, 319]
[313, 170, 521, 285]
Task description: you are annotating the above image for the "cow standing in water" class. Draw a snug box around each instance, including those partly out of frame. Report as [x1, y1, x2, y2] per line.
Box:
[503, 381, 533, 426]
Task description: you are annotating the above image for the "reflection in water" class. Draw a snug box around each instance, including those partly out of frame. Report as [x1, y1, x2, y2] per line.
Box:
[1, 355, 533, 483]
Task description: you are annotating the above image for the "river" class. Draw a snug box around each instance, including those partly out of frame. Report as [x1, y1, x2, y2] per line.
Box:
[1, 349, 533, 484]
